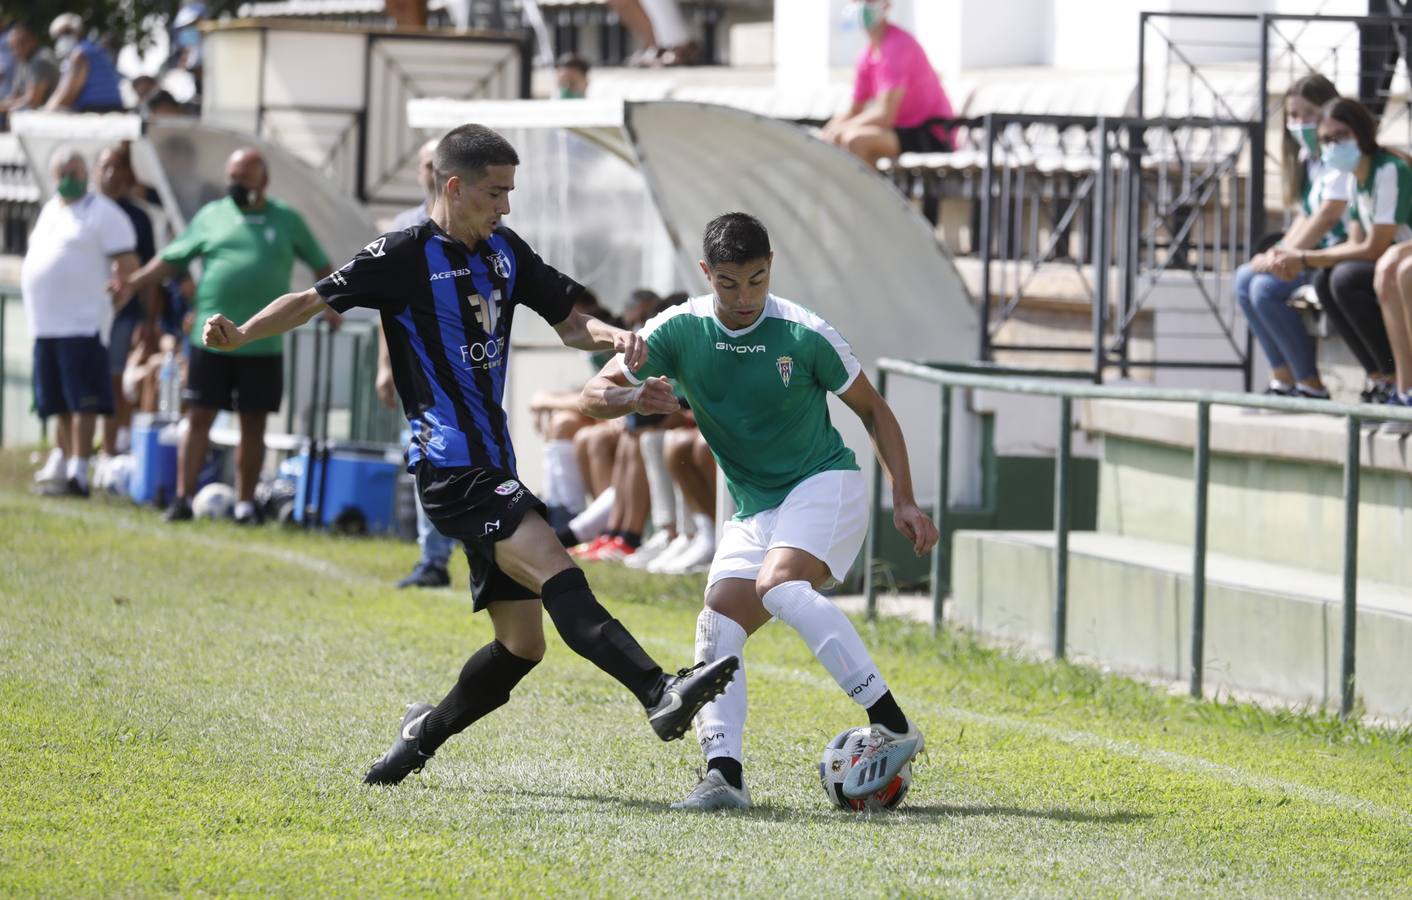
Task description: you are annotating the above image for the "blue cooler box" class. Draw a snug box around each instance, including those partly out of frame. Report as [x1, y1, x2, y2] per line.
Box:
[130, 415, 179, 506]
[292, 444, 400, 534]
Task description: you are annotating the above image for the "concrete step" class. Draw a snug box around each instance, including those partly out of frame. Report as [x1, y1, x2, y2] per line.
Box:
[1083, 399, 1412, 586]
[951, 529, 1412, 722]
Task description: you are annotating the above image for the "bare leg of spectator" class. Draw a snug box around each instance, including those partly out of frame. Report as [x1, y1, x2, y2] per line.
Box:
[575, 421, 619, 497]
[841, 125, 902, 168]
[175, 406, 218, 504]
[54, 413, 72, 459]
[237, 411, 266, 506]
[670, 428, 714, 517]
[607, 0, 659, 61]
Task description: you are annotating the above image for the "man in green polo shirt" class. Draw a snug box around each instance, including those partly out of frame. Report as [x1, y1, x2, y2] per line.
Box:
[122, 147, 334, 523]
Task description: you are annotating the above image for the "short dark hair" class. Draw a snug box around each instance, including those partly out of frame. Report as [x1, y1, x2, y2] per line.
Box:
[556, 53, 590, 76]
[702, 213, 771, 268]
[434, 124, 519, 192]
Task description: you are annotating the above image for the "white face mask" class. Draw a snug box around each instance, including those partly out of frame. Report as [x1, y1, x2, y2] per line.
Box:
[54, 34, 77, 57]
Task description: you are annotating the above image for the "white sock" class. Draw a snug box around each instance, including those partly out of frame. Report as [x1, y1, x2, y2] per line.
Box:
[641, 0, 690, 46]
[692, 608, 748, 763]
[691, 513, 715, 545]
[66, 456, 89, 488]
[568, 486, 616, 541]
[761, 580, 888, 707]
[234, 500, 255, 519]
[640, 431, 676, 531]
[676, 487, 693, 536]
[542, 439, 587, 514]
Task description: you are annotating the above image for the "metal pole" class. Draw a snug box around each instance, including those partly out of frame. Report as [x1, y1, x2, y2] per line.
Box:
[1253, 16, 1270, 251]
[863, 368, 888, 620]
[978, 114, 996, 362]
[930, 384, 952, 633]
[1190, 401, 1211, 698]
[1340, 414, 1360, 719]
[1136, 12, 1147, 119]
[1092, 118, 1111, 384]
[1053, 396, 1072, 659]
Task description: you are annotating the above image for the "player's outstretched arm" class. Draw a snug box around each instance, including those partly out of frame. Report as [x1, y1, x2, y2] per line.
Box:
[580, 358, 679, 421]
[552, 308, 646, 370]
[203, 287, 329, 352]
[839, 373, 940, 557]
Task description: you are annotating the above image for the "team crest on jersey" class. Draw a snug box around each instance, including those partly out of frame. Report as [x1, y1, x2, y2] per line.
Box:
[777, 356, 793, 387]
[489, 249, 512, 279]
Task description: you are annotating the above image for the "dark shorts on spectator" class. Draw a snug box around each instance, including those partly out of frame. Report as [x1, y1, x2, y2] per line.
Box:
[33, 334, 114, 417]
[415, 460, 548, 611]
[895, 124, 950, 154]
[185, 346, 283, 412]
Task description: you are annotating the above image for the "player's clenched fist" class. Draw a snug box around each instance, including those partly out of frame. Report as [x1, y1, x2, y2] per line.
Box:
[203, 314, 244, 351]
[633, 376, 679, 415]
[615, 329, 647, 373]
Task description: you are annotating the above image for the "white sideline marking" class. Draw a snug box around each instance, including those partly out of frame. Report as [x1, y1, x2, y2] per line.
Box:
[14, 492, 1411, 828]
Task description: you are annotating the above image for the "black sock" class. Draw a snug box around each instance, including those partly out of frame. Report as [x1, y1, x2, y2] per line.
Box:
[707, 756, 743, 790]
[541, 568, 664, 708]
[420, 640, 539, 754]
[866, 691, 908, 734]
[620, 531, 642, 549]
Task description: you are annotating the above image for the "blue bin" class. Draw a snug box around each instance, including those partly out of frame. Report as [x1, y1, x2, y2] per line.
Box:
[293, 444, 400, 534]
[130, 417, 179, 506]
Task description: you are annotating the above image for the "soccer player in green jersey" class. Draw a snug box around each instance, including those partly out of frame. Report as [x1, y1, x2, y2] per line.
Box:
[581, 212, 939, 809]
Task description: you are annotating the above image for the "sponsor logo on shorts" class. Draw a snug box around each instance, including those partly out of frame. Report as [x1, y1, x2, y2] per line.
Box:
[494, 480, 520, 496]
[715, 342, 765, 354]
[482, 519, 500, 536]
[777, 355, 793, 387]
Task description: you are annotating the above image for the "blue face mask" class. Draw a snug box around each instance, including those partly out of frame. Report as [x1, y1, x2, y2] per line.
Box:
[1322, 138, 1362, 174]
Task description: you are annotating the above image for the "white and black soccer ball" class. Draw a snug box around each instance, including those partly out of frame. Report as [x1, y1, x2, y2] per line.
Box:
[192, 482, 236, 520]
[101, 454, 135, 498]
[819, 726, 911, 811]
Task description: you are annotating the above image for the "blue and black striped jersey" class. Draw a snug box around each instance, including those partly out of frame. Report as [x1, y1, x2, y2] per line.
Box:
[314, 221, 583, 473]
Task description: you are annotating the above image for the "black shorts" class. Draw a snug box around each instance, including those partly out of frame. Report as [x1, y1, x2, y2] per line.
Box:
[33, 334, 114, 417]
[185, 346, 283, 412]
[896, 124, 950, 154]
[415, 460, 549, 611]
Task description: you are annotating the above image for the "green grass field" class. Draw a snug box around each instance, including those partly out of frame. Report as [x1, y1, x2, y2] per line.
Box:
[2, 450, 1411, 896]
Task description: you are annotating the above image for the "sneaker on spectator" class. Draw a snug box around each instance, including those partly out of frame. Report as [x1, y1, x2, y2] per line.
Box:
[1380, 394, 1412, 435]
[163, 496, 194, 522]
[1360, 381, 1396, 404]
[646, 532, 695, 574]
[657, 531, 715, 575]
[33, 448, 65, 485]
[625, 530, 675, 570]
[569, 534, 611, 559]
[587, 536, 635, 563]
[1293, 383, 1331, 400]
[1262, 380, 1295, 397]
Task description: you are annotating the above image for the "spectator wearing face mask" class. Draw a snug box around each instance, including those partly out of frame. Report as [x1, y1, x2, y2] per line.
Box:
[22, 147, 138, 497]
[555, 54, 590, 100]
[117, 147, 336, 525]
[820, 0, 954, 167]
[1270, 97, 1406, 408]
[44, 13, 123, 113]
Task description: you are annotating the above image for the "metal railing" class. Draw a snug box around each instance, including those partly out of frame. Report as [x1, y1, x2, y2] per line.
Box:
[862, 358, 1410, 719]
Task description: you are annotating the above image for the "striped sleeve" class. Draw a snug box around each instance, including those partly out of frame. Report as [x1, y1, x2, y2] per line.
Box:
[1369, 160, 1412, 226]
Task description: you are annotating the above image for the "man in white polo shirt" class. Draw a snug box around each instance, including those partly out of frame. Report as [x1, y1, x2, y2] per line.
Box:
[21, 146, 138, 496]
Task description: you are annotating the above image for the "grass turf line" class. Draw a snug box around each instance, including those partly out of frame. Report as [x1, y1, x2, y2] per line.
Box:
[1, 455, 1410, 895]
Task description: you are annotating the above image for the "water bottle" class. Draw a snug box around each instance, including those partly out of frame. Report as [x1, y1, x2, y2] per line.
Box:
[158, 351, 179, 417]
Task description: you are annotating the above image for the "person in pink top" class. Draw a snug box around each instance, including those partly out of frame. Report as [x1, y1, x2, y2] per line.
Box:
[821, 0, 954, 167]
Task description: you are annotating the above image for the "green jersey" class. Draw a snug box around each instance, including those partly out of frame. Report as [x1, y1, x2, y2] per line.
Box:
[161, 197, 330, 356]
[624, 294, 861, 518]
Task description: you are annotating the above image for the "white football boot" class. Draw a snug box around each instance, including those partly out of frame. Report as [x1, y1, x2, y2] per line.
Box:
[670, 768, 751, 811]
[646, 532, 695, 573]
[842, 719, 924, 799]
[658, 530, 715, 575]
[625, 529, 675, 570]
[33, 447, 66, 485]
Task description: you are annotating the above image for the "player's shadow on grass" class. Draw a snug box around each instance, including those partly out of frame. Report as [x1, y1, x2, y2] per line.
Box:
[488, 789, 1148, 825]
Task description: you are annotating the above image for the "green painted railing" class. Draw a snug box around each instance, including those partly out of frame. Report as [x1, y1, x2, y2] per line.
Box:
[865, 358, 1412, 719]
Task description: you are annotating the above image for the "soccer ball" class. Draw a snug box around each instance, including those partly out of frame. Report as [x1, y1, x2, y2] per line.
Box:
[193, 482, 236, 520]
[101, 454, 135, 498]
[819, 726, 911, 811]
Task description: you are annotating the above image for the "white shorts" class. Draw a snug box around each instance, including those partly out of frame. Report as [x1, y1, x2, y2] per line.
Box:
[706, 469, 868, 588]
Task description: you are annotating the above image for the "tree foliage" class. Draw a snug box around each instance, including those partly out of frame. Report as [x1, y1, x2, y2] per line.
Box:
[1, 0, 245, 50]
